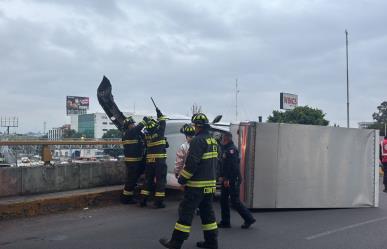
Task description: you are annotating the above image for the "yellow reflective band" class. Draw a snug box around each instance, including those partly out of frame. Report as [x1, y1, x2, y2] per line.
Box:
[175, 223, 191, 233]
[123, 190, 134, 196]
[147, 140, 166, 147]
[201, 152, 218, 160]
[124, 157, 143, 162]
[155, 192, 165, 197]
[146, 134, 159, 140]
[122, 139, 139, 145]
[206, 138, 217, 145]
[203, 187, 216, 194]
[186, 180, 216, 188]
[141, 190, 150, 196]
[146, 153, 167, 159]
[158, 116, 167, 121]
[180, 169, 193, 179]
[202, 222, 217, 231]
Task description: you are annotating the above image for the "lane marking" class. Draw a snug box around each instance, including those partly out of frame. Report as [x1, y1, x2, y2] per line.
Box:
[305, 216, 387, 240]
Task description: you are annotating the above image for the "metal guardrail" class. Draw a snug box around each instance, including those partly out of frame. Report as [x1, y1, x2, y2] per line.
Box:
[0, 140, 123, 145]
[0, 140, 124, 164]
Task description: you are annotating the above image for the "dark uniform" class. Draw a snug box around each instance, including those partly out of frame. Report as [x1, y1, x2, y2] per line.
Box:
[219, 139, 256, 228]
[380, 137, 387, 192]
[140, 109, 168, 207]
[121, 118, 146, 204]
[160, 113, 218, 249]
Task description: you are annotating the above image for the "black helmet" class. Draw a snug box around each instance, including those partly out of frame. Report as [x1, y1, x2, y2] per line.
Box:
[180, 124, 195, 137]
[124, 116, 135, 125]
[145, 118, 159, 132]
[191, 113, 209, 126]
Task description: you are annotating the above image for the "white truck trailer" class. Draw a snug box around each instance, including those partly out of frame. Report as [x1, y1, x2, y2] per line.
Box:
[231, 122, 379, 209]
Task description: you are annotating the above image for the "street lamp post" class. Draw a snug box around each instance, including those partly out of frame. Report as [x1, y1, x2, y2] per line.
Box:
[345, 30, 350, 128]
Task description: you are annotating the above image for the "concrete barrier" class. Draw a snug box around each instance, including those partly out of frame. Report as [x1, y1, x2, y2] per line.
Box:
[0, 167, 22, 197]
[0, 161, 126, 198]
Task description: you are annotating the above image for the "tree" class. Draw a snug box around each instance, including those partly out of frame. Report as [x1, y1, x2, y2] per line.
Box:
[267, 106, 329, 126]
[63, 129, 84, 139]
[102, 129, 122, 139]
[367, 122, 386, 137]
[368, 101, 387, 136]
[372, 101, 387, 123]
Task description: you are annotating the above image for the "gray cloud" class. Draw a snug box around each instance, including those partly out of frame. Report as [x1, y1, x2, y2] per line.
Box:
[0, 0, 386, 132]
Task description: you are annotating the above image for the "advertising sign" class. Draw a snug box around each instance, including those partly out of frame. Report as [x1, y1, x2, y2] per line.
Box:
[66, 96, 89, 115]
[280, 93, 298, 110]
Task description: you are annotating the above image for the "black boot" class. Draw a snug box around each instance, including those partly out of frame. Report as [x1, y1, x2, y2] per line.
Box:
[198, 230, 218, 249]
[196, 241, 218, 249]
[159, 238, 183, 249]
[241, 218, 256, 229]
[120, 194, 136, 205]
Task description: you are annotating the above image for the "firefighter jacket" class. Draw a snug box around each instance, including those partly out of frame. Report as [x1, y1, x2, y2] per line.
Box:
[122, 121, 146, 163]
[175, 141, 190, 177]
[381, 139, 387, 163]
[178, 129, 218, 188]
[220, 141, 242, 182]
[145, 110, 167, 161]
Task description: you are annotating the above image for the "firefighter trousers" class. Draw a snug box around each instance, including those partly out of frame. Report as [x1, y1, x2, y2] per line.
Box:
[220, 181, 254, 225]
[171, 187, 218, 243]
[141, 158, 167, 201]
[123, 161, 144, 197]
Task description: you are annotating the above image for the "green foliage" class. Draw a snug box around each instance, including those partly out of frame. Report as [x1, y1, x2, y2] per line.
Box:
[63, 129, 85, 139]
[368, 101, 387, 136]
[366, 122, 386, 137]
[372, 101, 387, 123]
[102, 129, 122, 139]
[267, 106, 329, 126]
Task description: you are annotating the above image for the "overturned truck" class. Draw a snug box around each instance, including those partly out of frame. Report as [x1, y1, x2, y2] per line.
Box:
[232, 122, 379, 209]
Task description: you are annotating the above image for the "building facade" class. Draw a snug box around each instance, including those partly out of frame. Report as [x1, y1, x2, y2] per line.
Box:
[78, 112, 143, 139]
[48, 128, 63, 140]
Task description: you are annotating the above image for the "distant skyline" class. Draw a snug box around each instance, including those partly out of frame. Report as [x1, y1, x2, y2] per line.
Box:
[1, 0, 386, 133]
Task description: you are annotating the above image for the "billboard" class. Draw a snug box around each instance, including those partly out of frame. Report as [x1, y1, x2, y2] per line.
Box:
[66, 96, 89, 115]
[280, 92, 298, 110]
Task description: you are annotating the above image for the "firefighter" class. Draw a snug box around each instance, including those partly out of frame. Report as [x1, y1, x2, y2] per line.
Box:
[140, 107, 168, 208]
[120, 116, 147, 204]
[218, 132, 256, 229]
[160, 113, 218, 249]
[174, 124, 195, 178]
[380, 136, 387, 193]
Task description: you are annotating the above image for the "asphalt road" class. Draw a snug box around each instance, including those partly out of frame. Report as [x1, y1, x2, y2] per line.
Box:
[1, 189, 387, 249]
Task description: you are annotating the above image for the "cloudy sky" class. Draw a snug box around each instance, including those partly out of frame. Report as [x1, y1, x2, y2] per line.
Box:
[0, 0, 386, 133]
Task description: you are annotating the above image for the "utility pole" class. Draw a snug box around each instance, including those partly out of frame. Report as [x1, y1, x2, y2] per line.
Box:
[235, 79, 240, 122]
[345, 30, 350, 128]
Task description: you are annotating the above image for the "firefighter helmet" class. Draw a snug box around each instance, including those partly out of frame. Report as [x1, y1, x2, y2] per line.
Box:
[145, 118, 159, 132]
[191, 113, 209, 126]
[124, 116, 135, 125]
[180, 124, 195, 137]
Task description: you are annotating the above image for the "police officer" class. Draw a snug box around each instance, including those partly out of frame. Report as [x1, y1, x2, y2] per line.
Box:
[121, 116, 147, 204]
[140, 107, 168, 208]
[380, 136, 387, 193]
[218, 132, 256, 229]
[160, 113, 218, 249]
